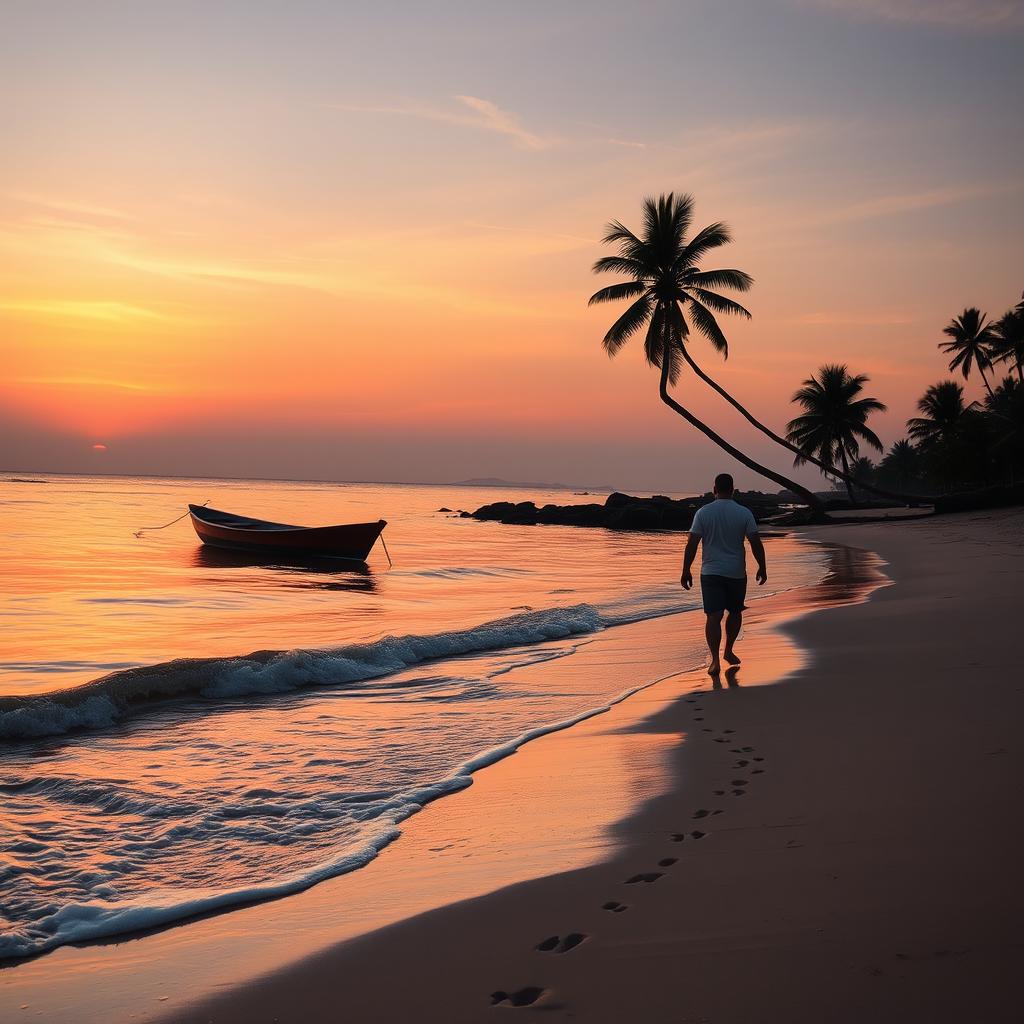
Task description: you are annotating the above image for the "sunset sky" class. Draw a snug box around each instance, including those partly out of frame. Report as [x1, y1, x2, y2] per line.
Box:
[3, 0, 1022, 491]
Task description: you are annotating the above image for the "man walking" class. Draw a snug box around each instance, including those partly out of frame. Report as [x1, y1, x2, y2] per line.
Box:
[681, 473, 768, 675]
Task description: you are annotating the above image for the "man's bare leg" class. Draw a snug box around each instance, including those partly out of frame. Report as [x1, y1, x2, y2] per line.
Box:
[724, 610, 742, 665]
[705, 611, 724, 675]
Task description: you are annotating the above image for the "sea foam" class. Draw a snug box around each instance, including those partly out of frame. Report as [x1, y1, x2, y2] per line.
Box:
[0, 604, 609, 741]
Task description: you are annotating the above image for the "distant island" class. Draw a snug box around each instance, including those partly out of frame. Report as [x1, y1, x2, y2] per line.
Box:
[451, 477, 616, 492]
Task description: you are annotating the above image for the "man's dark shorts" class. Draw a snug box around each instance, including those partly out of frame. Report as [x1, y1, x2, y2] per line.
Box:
[700, 574, 747, 614]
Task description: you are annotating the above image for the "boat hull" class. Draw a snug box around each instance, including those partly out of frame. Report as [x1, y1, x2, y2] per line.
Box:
[189, 505, 386, 562]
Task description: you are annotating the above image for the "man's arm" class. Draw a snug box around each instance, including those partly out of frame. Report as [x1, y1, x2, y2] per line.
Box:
[748, 532, 768, 585]
[681, 532, 700, 590]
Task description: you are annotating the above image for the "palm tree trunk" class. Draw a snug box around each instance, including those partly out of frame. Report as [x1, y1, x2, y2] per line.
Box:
[657, 342, 825, 514]
[979, 363, 994, 399]
[839, 449, 856, 505]
[677, 343, 930, 505]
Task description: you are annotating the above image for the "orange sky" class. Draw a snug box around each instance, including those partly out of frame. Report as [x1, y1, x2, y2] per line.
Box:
[2, 1, 1022, 490]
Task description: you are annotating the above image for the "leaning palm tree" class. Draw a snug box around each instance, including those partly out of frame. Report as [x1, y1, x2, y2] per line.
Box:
[785, 364, 886, 504]
[590, 193, 923, 506]
[992, 301, 1024, 384]
[588, 192, 822, 509]
[907, 381, 973, 447]
[940, 308, 997, 398]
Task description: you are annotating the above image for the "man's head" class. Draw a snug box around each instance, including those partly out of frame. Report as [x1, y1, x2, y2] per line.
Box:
[713, 472, 735, 498]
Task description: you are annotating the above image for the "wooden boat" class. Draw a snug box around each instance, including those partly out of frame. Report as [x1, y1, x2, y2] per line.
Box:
[188, 504, 387, 562]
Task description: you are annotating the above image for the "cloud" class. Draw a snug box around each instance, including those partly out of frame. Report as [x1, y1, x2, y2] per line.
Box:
[332, 95, 550, 150]
[801, 0, 1024, 29]
[0, 299, 177, 326]
[11, 376, 164, 393]
[815, 181, 1018, 224]
[5, 192, 134, 221]
[452, 95, 547, 150]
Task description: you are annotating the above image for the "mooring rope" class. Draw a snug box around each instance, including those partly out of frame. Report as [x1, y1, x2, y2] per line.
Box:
[134, 500, 208, 538]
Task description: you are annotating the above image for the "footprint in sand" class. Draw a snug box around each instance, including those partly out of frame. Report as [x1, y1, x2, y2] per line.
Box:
[731, 779, 748, 786]
[491, 987, 545, 1007]
[536, 933, 587, 954]
[692, 809, 712, 819]
[625, 872, 663, 884]
[752, 769, 764, 774]
[658, 857, 678, 867]
[673, 830, 708, 842]
[602, 901, 629, 913]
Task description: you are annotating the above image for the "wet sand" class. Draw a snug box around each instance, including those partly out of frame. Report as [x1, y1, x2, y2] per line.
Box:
[165, 509, 1024, 1022]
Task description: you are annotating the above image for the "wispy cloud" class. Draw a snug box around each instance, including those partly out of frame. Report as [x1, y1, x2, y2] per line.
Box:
[452, 95, 547, 150]
[0, 299, 178, 326]
[332, 95, 550, 150]
[5, 192, 134, 222]
[815, 181, 1018, 224]
[10, 375, 165, 393]
[801, 0, 1024, 30]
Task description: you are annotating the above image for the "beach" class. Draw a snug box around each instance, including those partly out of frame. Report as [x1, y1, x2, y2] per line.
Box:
[164, 508, 1023, 1022]
[2, 508, 1020, 1022]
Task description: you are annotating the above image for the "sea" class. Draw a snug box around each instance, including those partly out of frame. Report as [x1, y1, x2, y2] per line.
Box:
[0, 473, 829, 960]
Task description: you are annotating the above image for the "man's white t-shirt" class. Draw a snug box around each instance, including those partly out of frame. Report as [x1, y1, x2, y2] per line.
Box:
[689, 498, 759, 578]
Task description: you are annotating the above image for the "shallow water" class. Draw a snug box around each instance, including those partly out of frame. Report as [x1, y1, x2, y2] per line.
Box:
[0, 474, 827, 958]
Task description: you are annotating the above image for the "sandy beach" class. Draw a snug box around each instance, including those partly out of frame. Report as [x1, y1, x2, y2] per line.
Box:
[139, 508, 1018, 1022]
[2, 510, 1020, 1023]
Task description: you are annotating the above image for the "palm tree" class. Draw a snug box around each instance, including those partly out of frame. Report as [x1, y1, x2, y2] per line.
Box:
[992, 300, 1024, 384]
[878, 439, 921, 490]
[940, 308, 997, 398]
[590, 193, 923, 506]
[907, 381, 973, 447]
[785, 364, 886, 505]
[588, 192, 823, 510]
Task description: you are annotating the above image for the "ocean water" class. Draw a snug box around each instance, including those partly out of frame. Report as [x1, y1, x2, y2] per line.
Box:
[0, 474, 828, 959]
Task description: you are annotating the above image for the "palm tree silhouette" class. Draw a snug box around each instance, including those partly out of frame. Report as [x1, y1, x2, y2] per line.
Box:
[907, 381, 974, 447]
[590, 193, 922, 506]
[588, 192, 822, 509]
[940, 308, 997, 398]
[785, 364, 886, 505]
[992, 298, 1024, 384]
[878, 439, 921, 490]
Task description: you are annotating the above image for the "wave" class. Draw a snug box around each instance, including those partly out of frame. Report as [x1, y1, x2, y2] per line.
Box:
[0, 605, 605, 741]
[0, 665, 676, 960]
[0, 588, 704, 743]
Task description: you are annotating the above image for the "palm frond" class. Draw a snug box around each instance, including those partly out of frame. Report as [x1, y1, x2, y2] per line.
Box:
[685, 269, 754, 293]
[676, 221, 731, 268]
[591, 255, 649, 278]
[588, 280, 648, 306]
[602, 296, 653, 356]
[643, 304, 683, 385]
[686, 287, 751, 319]
[687, 299, 729, 358]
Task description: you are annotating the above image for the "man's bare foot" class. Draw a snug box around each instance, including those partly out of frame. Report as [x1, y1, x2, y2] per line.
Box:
[708, 660, 721, 676]
[724, 650, 741, 665]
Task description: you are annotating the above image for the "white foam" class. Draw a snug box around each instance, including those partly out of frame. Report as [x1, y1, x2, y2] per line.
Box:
[0, 604, 604, 740]
[0, 658, 681, 959]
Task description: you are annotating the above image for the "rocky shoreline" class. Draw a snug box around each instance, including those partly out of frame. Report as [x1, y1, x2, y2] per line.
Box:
[461, 490, 803, 531]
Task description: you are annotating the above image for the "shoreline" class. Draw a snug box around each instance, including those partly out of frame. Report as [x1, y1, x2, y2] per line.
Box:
[171, 509, 1023, 1022]
[0, 537, 864, 1022]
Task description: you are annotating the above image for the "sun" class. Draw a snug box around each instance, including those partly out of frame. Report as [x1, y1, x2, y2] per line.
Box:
[91, 443, 108, 451]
